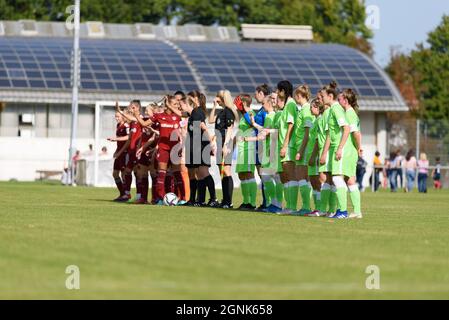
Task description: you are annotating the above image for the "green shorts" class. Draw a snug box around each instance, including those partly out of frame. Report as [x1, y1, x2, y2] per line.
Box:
[277, 147, 295, 173]
[262, 142, 280, 172]
[330, 145, 357, 177]
[295, 153, 308, 166]
[236, 146, 256, 173]
[318, 148, 331, 173]
[280, 147, 296, 163]
[307, 153, 320, 176]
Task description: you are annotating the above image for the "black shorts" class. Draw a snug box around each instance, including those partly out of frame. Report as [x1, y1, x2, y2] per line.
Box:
[126, 150, 138, 170]
[185, 141, 211, 168]
[138, 150, 151, 167]
[113, 153, 127, 171]
[215, 137, 233, 167]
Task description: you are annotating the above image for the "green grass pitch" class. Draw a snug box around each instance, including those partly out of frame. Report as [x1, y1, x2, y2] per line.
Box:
[1, 181, 448, 299]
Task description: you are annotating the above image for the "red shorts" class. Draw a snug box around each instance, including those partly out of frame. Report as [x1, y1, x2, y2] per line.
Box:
[126, 150, 138, 170]
[113, 153, 127, 171]
[156, 148, 171, 165]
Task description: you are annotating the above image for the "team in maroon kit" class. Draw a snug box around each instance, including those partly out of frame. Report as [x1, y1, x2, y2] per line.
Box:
[110, 95, 188, 205]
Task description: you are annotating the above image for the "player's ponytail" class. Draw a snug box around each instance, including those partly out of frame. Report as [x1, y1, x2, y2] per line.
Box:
[199, 93, 207, 114]
[310, 98, 322, 113]
[342, 88, 359, 114]
[163, 95, 176, 110]
[294, 84, 311, 101]
[323, 81, 339, 100]
[277, 80, 293, 105]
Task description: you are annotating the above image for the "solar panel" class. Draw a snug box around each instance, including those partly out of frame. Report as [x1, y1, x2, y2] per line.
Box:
[0, 37, 198, 93]
[0, 37, 394, 98]
[177, 42, 393, 98]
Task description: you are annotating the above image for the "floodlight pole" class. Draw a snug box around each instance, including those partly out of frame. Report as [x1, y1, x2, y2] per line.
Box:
[68, 0, 80, 186]
[416, 119, 420, 160]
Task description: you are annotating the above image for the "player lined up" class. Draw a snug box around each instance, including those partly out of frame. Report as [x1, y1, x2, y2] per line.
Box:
[107, 80, 363, 219]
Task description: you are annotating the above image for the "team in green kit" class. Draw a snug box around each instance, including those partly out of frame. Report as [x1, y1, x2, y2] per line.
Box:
[235, 80, 362, 219]
[111, 79, 363, 219]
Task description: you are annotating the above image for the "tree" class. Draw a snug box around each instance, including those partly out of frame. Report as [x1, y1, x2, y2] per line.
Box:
[386, 15, 449, 157]
[0, 0, 373, 54]
[385, 48, 420, 113]
[175, 0, 373, 55]
[386, 15, 449, 121]
[412, 15, 449, 121]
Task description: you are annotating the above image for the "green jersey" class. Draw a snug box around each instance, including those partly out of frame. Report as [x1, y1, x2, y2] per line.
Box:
[278, 97, 297, 150]
[328, 102, 348, 148]
[306, 116, 318, 155]
[294, 102, 314, 151]
[272, 110, 283, 130]
[261, 111, 276, 168]
[317, 107, 330, 151]
[345, 107, 360, 150]
[237, 110, 256, 151]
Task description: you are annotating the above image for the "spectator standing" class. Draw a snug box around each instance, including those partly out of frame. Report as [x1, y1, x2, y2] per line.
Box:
[70, 150, 81, 184]
[404, 149, 417, 192]
[432, 157, 442, 190]
[356, 152, 367, 191]
[372, 151, 382, 191]
[382, 158, 389, 189]
[396, 149, 404, 190]
[417, 153, 429, 193]
[61, 167, 70, 185]
[72, 150, 81, 170]
[388, 151, 398, 192]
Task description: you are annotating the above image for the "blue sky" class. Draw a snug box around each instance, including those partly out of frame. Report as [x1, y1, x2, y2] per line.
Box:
[365, 0, 449, 66]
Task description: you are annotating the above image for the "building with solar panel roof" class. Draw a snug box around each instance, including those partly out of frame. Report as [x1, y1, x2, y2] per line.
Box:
[0, 20, 407, 184]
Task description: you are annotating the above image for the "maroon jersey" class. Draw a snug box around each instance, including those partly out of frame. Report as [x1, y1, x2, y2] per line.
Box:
[116, 122, 129, 151]
[140, 117, 153, 145]
[128, 121, 142, 151]
[151, 112, 181, 151]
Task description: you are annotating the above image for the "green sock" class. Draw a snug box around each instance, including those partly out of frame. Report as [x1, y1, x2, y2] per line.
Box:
[264, 179, 276, 206]
[276, 181, 284, 206]
[336, 187, 348, 212]
[299, 181, 311, 210]
[290, 183, 299, 211]
[320, 186, 331, 213]
[248, 179, 257, 207]
[241, 181, 249, 204]
[313, 191, 321, 211]
[309, 186, 313, 203]
[329, 188, 337, 213]
[349, 187, 361, 214]
[283, 183, 290, 209]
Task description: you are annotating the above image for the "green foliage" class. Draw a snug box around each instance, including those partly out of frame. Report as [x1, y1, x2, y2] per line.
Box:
[387, 15, 449, 122]
[386, 16, 449, 156]
[0, 0, 372, 53]
[412, 15, 449, 121]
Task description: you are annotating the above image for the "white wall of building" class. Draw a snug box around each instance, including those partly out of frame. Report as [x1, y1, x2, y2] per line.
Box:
[0, 111, 387, 188]
[0, 137, 115, 181]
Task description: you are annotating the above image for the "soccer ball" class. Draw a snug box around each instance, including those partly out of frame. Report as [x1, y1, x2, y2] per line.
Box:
[163, 192, 179, 206]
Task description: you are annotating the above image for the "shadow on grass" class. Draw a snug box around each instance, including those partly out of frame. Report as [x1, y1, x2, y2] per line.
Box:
[87, 199, 122, 203]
